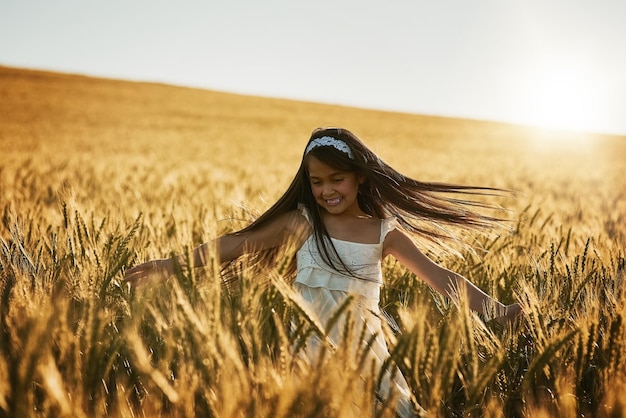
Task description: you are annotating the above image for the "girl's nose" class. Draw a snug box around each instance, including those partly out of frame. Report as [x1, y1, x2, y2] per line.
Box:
[321, 184, 335, 196]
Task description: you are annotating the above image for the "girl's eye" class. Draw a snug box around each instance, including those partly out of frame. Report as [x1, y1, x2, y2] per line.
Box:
[333, 178, 344, 183]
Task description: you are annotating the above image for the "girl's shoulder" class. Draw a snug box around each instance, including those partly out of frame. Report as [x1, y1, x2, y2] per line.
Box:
[284, 207, 313, 233]
[257, 209, 311, 248]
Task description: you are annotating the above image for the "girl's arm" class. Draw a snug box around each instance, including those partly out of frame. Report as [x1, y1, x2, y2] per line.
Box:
[124, 210, 310, 287]
[384, 228, 522, 322]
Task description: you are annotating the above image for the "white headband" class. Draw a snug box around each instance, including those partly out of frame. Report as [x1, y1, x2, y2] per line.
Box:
[304, 136, 354, 159]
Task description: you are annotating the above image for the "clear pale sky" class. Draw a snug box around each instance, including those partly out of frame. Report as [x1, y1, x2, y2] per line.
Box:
[2, 0, 625, 136]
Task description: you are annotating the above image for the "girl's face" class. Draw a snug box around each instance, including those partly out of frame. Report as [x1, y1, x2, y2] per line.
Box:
[306, 156, 365, 216]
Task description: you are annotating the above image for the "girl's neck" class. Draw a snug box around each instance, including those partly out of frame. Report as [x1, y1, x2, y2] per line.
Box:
[321, 209, 381, 243]
[322, 208, 371, 220]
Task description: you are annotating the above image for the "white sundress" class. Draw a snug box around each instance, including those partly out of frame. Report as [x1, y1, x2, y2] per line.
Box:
[293, 206, 423, 417]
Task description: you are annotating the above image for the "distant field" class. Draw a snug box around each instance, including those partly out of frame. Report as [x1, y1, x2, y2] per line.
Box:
[1, 65, 625, 417]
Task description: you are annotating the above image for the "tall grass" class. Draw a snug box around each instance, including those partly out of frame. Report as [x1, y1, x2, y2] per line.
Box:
[1, 66, 625, 417]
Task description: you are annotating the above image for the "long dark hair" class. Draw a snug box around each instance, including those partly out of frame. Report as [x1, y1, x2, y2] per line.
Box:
[230, 127, 508, 277]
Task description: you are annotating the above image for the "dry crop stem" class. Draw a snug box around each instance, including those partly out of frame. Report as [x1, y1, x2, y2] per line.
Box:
[1, 66, 625, 417]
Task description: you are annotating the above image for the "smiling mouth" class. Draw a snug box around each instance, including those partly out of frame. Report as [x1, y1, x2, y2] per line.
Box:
[325, 197, 342, 206]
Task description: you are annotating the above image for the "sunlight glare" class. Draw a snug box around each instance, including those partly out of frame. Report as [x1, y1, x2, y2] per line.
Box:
[519, 56, 605, 134]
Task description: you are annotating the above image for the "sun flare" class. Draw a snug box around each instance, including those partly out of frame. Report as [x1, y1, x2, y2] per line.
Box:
[517, 56, 608, 134]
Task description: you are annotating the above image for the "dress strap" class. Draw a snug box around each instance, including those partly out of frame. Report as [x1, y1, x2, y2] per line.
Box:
[298, 203, 313, 225]
[380, 217, 399, 244]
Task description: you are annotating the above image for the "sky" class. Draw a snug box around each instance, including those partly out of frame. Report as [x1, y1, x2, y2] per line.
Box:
[1, 0, 625, 136]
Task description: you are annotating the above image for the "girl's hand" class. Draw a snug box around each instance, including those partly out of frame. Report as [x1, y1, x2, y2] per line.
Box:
[124, 258, 173, 288]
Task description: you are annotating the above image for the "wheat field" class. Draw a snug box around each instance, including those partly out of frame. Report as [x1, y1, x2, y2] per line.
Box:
[1, 65, 625, 417]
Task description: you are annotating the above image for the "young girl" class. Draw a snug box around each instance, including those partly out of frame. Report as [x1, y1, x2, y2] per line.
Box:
[124, 127, 522, 417]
